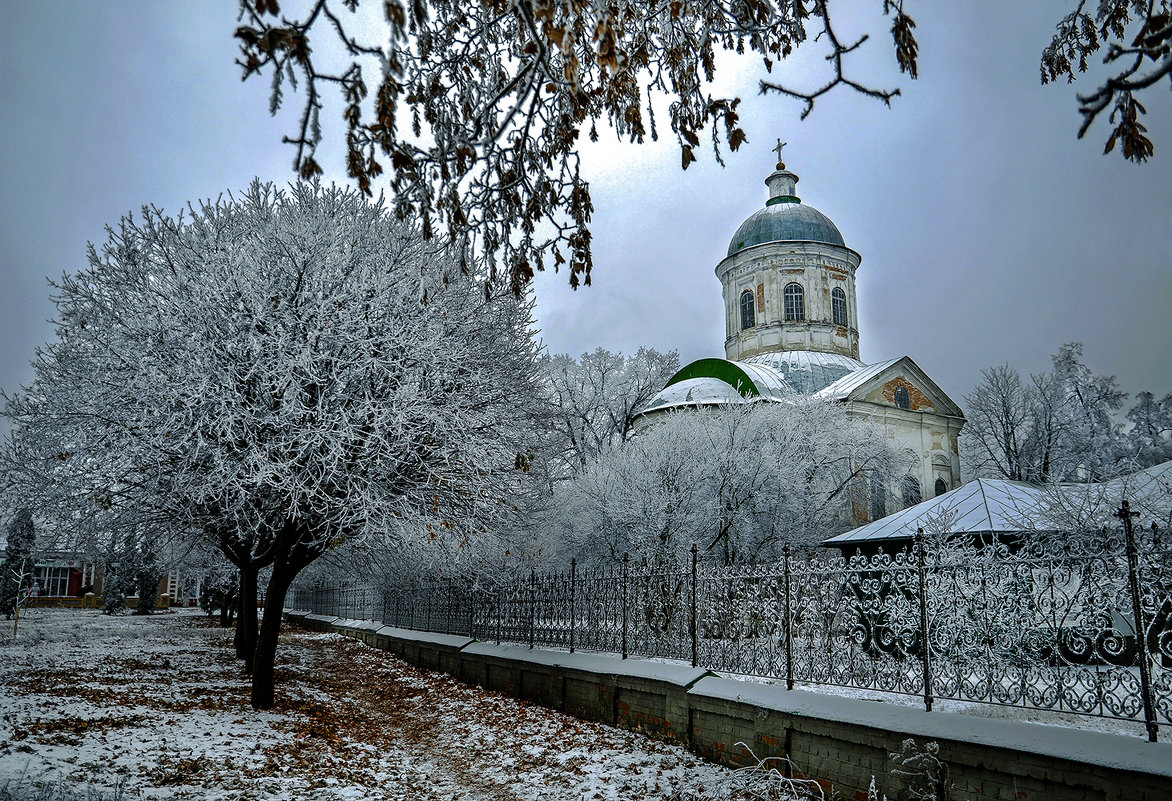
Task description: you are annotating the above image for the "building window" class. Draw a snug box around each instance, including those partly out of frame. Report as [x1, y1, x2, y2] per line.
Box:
[739, 290, 755, 329]
[783, 283, 805, 321]
[934, 478, 948, 497]
[894, 385, 911, 410]
[832, 287, 848, 327]
[33, 566, 71, 597]
[902, 476, 922, 509]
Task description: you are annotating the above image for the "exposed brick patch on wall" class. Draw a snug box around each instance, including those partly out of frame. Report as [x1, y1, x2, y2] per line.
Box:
[875, 376, 935, 411]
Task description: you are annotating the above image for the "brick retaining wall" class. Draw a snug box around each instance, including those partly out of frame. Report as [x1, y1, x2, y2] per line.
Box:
[285, 611, 1172, 801]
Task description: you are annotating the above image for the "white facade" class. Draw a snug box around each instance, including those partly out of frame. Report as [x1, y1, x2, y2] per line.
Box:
[636, 156, 966, 524]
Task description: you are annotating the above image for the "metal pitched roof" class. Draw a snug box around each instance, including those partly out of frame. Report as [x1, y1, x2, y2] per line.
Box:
[823, 460, 1172, 547]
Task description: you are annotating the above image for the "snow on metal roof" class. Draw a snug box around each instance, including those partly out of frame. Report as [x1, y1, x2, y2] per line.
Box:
[637, 376, 751, 414]
[742, 350, 865, 394]
[823, 478, 1050, 546]
[824, 460, 1172, 547]
[637, 358, 799, 417]
[810, 357, 901, 402]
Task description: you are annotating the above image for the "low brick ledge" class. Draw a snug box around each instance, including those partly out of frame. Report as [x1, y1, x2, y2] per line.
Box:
[283, 610, 1172, 798]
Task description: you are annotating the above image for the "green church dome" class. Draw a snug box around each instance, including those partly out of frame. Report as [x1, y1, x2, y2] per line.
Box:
[726, 201, 845, 257]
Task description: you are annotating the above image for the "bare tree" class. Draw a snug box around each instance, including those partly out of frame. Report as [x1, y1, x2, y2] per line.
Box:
[1, 181, 542, 707]
[961, 343, 1128, 484]
[1, 509, 36, 631]
[540, 347, 679, 476]
[1124, 391, 1172, 467]
[1042, 0, 1171, 163]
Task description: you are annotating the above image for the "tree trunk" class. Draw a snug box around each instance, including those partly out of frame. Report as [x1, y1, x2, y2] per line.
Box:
[236, 566, 259, 672]
[250, 560, 295, 709]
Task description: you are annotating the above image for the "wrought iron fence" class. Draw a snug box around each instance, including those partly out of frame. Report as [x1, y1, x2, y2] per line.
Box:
[290, 501, 1171, 741]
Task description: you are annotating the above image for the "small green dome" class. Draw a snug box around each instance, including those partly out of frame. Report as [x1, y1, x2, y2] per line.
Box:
[727, 201, 845, 257]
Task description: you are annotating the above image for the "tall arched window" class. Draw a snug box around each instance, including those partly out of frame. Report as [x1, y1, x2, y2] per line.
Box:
[832, 287, 848, 327]
[894, 385, 911, 410]
[934, 478, 948, 497]
[783, 283, 805, 321]
[739, 290, 755, 330]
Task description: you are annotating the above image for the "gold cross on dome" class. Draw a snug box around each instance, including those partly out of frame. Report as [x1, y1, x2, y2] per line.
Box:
[773, 138, 787, 167]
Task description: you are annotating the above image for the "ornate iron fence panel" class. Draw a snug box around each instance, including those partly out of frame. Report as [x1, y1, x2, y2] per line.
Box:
[289, 510, 1170, 738]
[531, 568, 573, 650]
[696, 562, 788, 679]
[627, 557, 691, 661]
[573, 563, 624, 654]
[788, 549, 926, 698]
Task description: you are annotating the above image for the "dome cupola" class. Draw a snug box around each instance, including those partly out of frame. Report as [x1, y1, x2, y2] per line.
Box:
[727, 156, 845, 256]
[716, 145, 861, 362]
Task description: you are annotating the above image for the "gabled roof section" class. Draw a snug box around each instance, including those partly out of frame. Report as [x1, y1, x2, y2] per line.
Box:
[812, 355, 964, 418]
[823, 459, 1172, 547]
[822, 478, 1050, 547]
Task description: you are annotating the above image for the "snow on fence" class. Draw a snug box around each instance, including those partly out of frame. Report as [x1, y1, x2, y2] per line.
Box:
[291, 503, 1171, 741]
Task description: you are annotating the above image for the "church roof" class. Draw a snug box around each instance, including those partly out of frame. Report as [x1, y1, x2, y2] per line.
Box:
[725, 160, 846, 256]
[810, 357, 902, 401]
[745, 351, 866, 394]
[726, 202, 845, 256]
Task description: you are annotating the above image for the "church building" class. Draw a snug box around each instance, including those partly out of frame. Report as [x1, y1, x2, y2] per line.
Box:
[633, 149, 966, 523]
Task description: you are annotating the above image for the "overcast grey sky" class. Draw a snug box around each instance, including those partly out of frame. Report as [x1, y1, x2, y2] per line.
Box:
[2, 2, 1169, 429]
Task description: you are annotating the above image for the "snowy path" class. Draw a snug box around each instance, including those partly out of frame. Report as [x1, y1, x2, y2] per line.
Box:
[0, 609, 742, 800]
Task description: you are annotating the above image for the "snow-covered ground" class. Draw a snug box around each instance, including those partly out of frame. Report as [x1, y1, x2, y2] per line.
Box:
[0, 609, 755, 800]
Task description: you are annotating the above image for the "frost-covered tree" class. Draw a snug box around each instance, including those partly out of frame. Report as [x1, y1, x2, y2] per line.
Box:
[546, 401, 913, 567]
[0, 509, 35, 619]
[1, 181, 541, 707]
[540, 347, 679, 476]
[231, 0, 921, 294]
[230, 2, 1164, 295]
[961, 343, 1128, 483]
[1124, 391, 1172, 467]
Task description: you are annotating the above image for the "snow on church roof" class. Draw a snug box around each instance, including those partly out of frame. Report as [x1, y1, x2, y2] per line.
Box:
[810, 357, 901, 402]
[742, 351, 865, 394]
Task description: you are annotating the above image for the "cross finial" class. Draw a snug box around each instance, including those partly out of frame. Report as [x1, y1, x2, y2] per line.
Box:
[773, 138, 787, 168]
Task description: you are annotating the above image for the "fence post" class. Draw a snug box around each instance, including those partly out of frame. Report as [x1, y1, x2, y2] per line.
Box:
[426, 585, 432, 632]
[783, 542, 794, 691]
[622, 553, 629, 660]
[570, 558, 577, 654]
[468, 584, 475, 639]
[496, 584, 502, 645]
[690, 544, 699, 668]
[915, 528, 934, 712]
[529, 569, 537, 650]
[1120, 500, 1159, 742]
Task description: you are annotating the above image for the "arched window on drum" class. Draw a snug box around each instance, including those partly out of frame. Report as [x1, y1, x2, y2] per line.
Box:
[832, 287, 848, 327]
[740, 290, 755, 329]
[783, 283, 805, 322]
